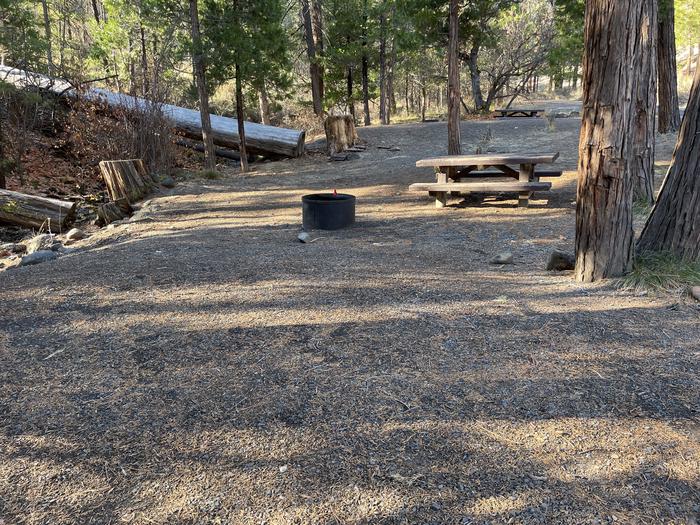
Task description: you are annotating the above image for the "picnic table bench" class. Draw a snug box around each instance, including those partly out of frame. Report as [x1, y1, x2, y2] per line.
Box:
[495, 108, 545, 118]
[410, 152, 561, 208]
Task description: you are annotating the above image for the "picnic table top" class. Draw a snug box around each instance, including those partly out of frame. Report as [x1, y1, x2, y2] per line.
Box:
[416, 152, 560, 168]
[495, 107, 545, 112]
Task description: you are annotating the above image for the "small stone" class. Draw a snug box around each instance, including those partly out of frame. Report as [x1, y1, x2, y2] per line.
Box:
[25, 234, 56, 254]
[547, 249, 575, 271]
[65, 227, 87, 241]
[298, 232, 310, 243]
[161, 175, 177, 188]
[431, 502, 442, 511]
[279, 465, 288, 473]
[691, 286, 700, 302]
[1, 242, 26, 254]
[490, 252, 514, 265]
[19, 250, 58, 266]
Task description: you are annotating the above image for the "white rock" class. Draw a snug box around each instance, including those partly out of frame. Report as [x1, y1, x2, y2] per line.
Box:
[298, 232, 310, 243]
[490, 252, 514, 265]
[691, 286, 700, 302]
[65, 227, 87, 241]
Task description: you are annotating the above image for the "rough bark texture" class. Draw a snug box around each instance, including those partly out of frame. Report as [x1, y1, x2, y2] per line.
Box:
[97, 198, 132, 226]
[575, 0, 651, 282]
[632, 0, 657, 203]
[301, 0, 323, 116]
[0, 189, 77, 231]
[638, 57, 700, 260]
[235, 64, 249, 173]
[657, 3, 681, 134]
[258, 84, 271, 126]
[99, 159, 154, 203]
[468, 44, 484, 111]
[447, 0, 461, 155]
[189, 0, 216, 171]
[379, 12, 388, 125]
[361, 0, 371, 127]
[324, 116, 357, 155]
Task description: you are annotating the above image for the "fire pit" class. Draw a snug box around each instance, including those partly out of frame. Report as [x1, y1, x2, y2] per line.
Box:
[302, 193, 356, 230]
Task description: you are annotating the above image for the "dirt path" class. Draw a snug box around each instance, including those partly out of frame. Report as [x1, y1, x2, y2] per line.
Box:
[1, 118, 698, 524]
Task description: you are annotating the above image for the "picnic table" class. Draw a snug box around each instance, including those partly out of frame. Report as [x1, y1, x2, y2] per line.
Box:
[495, 108, 545, 118]
[409, 152, 561, 208]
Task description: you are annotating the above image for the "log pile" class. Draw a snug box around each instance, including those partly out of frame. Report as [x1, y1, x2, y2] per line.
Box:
[0, 189, 77, 231]
[0, 65, 306, 159]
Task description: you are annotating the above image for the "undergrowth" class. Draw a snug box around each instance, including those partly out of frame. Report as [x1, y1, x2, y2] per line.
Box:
[620, 252, 700, 294]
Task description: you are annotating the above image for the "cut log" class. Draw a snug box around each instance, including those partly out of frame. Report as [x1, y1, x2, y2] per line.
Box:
[99, 159, 153, 203]
[97, 198, 132, 225]
[0, 189, 77, 231]
[0, 66, 306, 159]
[324, 116, 358, 155]
[175, 138, 248, 162]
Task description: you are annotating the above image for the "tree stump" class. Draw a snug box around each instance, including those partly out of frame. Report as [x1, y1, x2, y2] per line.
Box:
[324, 116, 358, 155]
[97, 198, 133, 226]
[99, 159, 154, 203]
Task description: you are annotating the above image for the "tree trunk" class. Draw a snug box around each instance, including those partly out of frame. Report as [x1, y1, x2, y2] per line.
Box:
[575, 0, 654, 282]
[258, 83, 271, 125]
[657, 3, 681, 134]
[41, 0, 53, 78]
[467, 44, 483, 111]
[301, 0, 323, 116]
[361, 0, 370, 126]
[235, 63, 249, 173]
[0, 189, 77, 231]
[140, 22, 149, 96]
[189, 0, 216, 171]
[447, 0, 461, 155]
[311, 0, 325, 99]
[347, 64, 355, 121]
[632, 0, 657, 203]
[638, 56, 700, 260]
[379, 11, 388, 125]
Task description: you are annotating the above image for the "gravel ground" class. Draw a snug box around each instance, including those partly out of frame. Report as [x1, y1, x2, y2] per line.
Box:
[1, 117, 698, 524]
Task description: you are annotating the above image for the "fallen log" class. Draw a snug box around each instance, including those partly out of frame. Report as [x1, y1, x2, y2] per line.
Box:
[99, 159, 153, 202]
[0, 66, 306, 159]
[0, 189, 77, 231]
[175, 138, 249, 162]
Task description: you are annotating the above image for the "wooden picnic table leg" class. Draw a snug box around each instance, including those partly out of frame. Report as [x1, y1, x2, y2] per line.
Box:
[433, 168, 448, 208]
[518, 163, 534, 207]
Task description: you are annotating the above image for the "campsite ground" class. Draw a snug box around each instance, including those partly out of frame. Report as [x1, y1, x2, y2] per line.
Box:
[1, 116, 698, 524]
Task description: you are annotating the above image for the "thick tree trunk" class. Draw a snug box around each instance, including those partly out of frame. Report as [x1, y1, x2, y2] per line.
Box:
[311, 0, 325, 99]
[467, 44, 483, 111]
[361, 0, 370, 126]
[324, 116, 357, 155]
[189, 0, 216, 171]
[140, 22, 149, 96]
[657, 4, 681, 134]
[235, 63, 249, 173]
[632, 0, 657, 203]
[40, 0, 53, 78]
[638, 57, 700, 260]
[347, 65, 355, 121]
[447, 0, 461, 155]
[301, 0, 323, 116]
[575, 0, 654, 282]
[0, 189, 77, 231]
[379, 12, 388, 125]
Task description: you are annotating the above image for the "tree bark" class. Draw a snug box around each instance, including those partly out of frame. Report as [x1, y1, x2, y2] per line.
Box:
[301, 0, 323, 116]
[311, 0, 325, 99]
[99, 159, 155, 203]
[361, 0, 370, 126]
[40, 0, 53, 78]
[258, 82, 271, 125]
[379, 11, 388, 125]
[235, 63, 249, 173]
[189, 0, 216, 171]
[638, 56, 700, 260]
[657, 3, 681, 134]
[447, 0, 461, 155]
[467, 44, 483, 111]
[632, 0, 657, 203]
[575, 0, 654, 282]
[347, 62, 355, 121]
